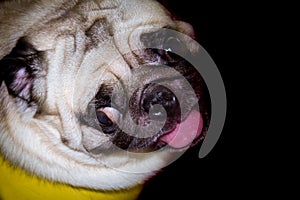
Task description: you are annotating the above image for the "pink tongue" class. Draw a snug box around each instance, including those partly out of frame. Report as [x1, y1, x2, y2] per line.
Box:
[160, 110, 203, 148]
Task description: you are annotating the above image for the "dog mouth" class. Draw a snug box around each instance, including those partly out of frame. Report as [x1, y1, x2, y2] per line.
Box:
[110, 110, 203, 152]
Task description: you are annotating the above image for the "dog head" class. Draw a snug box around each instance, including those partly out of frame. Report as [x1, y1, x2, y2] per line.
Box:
[0, 0, 210, 190]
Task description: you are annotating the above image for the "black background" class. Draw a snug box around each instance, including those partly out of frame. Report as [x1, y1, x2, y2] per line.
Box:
[138, 1, 242, 199]
[137, 1, 293, 199]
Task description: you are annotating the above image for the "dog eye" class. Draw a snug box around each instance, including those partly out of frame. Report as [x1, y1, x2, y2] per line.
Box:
[95, 107, 120, 134]
[97, 111, 113, 127]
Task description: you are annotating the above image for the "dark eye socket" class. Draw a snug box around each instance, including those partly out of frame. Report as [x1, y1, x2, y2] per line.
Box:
[96, 110, 113, 127]
[140, 29, 187, 61]
[94, 84, 114, 108]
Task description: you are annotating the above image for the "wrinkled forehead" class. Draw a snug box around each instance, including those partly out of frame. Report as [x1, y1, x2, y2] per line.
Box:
[25, 0, 175, 51]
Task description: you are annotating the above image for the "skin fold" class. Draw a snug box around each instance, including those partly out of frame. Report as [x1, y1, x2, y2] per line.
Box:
[0, 0, 210, 198]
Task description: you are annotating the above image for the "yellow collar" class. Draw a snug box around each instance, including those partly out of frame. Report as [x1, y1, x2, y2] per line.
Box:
[0, 155, 142, 200]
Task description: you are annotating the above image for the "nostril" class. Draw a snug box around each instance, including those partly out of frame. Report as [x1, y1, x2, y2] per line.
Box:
[157, 91, 175, 102]
[142, 83, 181, 123]
[148, 104, 167, 121]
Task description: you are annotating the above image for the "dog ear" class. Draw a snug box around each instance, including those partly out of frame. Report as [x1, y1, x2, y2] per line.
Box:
[0, 38, 40, 103]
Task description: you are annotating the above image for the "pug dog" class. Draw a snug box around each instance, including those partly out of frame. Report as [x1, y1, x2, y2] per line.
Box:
[0, 0, 210, 197]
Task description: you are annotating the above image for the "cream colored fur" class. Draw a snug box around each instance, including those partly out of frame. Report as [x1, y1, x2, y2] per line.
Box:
[0, 0, 194, 190]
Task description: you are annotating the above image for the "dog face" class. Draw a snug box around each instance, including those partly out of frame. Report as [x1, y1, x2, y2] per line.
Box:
[0, 0, 210, 190]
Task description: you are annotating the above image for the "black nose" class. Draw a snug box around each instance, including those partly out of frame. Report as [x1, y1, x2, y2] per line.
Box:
[141, 83, 181, 131]
[111, 83, 182, 152]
